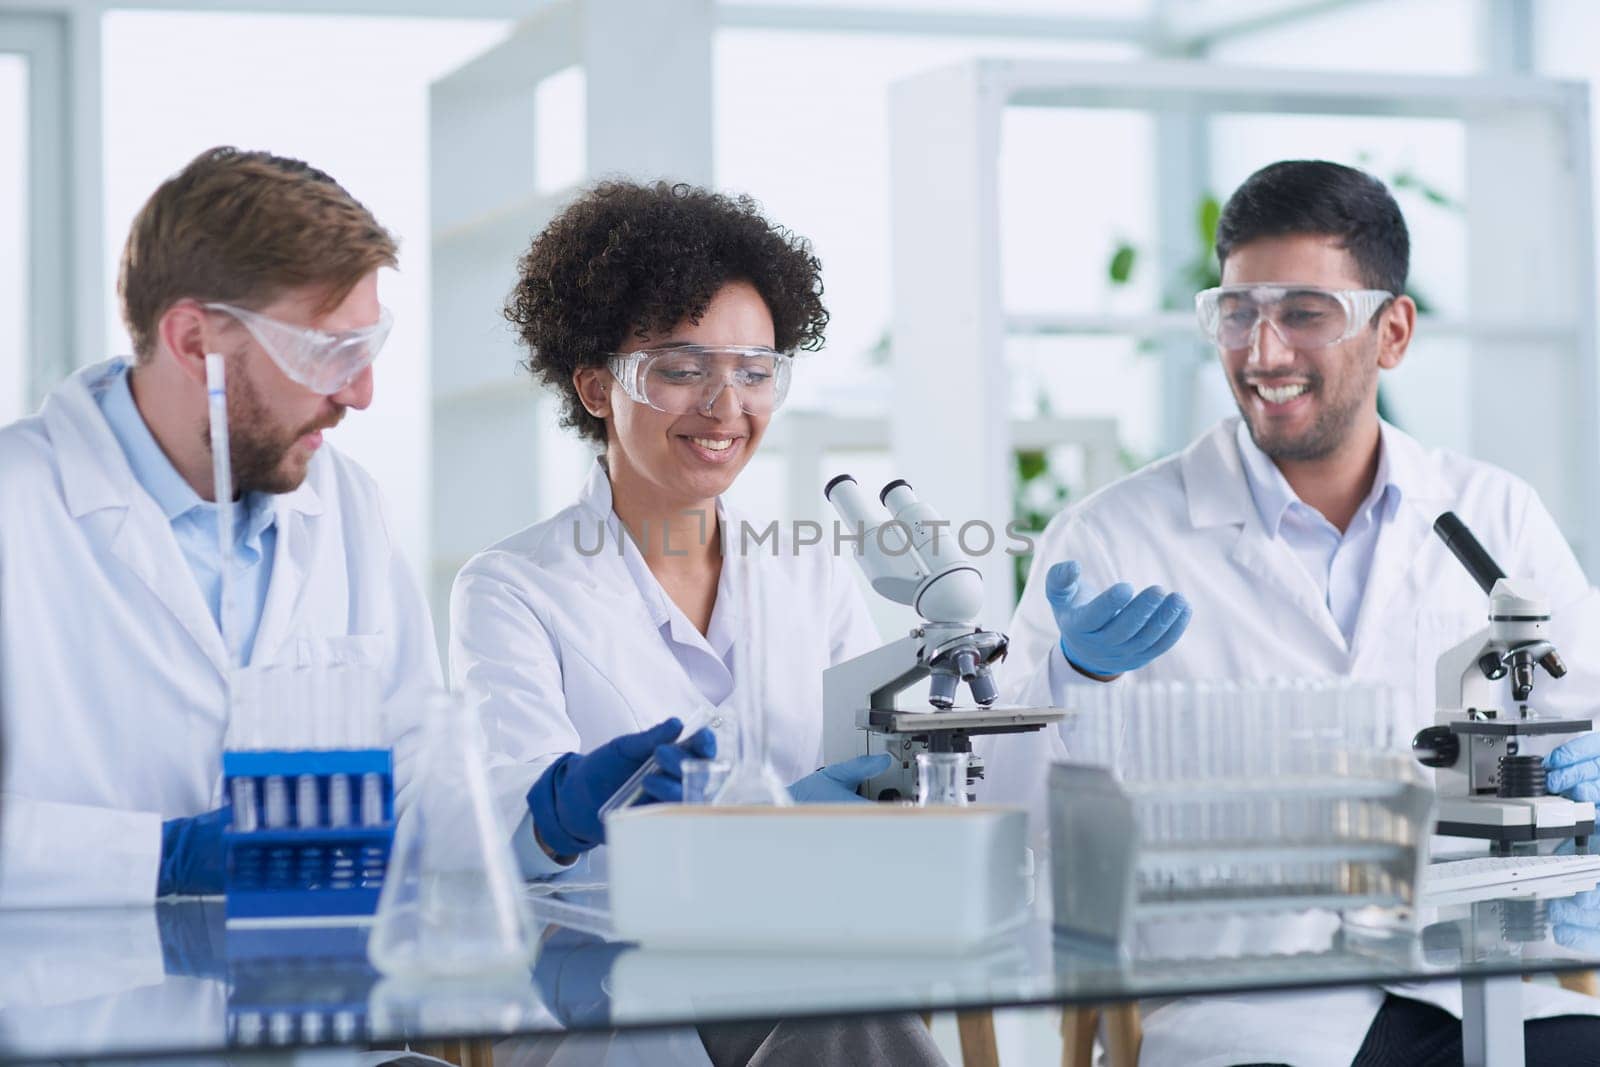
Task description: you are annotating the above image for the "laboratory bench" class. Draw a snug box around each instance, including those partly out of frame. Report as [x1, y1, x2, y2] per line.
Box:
[1, 863, 1597, 1067]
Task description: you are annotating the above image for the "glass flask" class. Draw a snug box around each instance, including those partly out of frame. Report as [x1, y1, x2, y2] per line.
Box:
[916, 752, 970, 806]
[367, 691, 535, 979]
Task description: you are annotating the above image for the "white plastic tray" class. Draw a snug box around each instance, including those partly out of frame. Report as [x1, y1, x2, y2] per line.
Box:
[607, 804, 1030, 952]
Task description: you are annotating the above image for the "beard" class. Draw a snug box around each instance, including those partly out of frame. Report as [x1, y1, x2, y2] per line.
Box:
[1234, 348, 1378, 464]
[205, 354, 340, 496]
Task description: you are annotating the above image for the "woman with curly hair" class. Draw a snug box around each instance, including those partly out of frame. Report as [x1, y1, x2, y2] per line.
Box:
[450, 181, 898, 866]
[450, 181, 946, 1065]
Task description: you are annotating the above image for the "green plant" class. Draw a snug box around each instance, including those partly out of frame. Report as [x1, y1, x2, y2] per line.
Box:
[1107, 193, 1222, 299]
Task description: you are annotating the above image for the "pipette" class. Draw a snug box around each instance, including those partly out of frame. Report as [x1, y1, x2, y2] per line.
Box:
[597, 707, 724, 818]
[204, 353, 239, 671]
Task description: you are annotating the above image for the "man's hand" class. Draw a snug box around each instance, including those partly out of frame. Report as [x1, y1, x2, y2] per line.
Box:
[1045, 560, 1192, 679]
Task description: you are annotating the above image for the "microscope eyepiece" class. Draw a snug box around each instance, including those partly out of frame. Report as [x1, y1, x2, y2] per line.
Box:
[1434, 512, 1508, 596]
[879, 478, 912, 506]
[823, 473, 857, 499]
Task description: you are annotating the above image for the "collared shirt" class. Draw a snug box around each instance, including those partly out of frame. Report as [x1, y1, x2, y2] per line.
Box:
[508, 463, 744, 878]
[603, 473, 742, 709]
[1236, 420, 1402, 645]
[97, 361, 278, 664]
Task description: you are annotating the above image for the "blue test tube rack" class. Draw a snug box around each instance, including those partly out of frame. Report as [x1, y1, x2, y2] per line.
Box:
[222, 748, 394, 921]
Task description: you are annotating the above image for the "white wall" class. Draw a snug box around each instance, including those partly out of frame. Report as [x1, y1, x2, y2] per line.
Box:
[0, 54, 25, 427]
[712, 29, 1143, 520]
[100, 11, 509, 576]
[1538, 0, 1600, 424]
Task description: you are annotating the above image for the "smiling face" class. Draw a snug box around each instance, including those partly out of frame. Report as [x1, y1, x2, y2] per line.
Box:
[1219, 234, 1403, 463]
[577, 279, 777, 511]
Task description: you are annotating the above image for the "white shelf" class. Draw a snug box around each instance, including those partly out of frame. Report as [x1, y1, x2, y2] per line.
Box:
[763, 411, 1118, 452]
[1007, 311, 1579, 345]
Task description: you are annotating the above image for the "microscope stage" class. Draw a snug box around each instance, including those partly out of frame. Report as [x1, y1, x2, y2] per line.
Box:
[1446, 716, 1592, 737]
[860, 706, 1064, 735]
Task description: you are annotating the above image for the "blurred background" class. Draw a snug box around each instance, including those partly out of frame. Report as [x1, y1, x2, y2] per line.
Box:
[4, 0, 1599, 642]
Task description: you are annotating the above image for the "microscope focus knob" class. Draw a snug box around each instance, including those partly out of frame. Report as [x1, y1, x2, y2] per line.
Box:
[1413, 725, 1461, 769]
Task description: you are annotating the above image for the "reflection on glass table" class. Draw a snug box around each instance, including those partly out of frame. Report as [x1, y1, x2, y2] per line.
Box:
[2, 862, 1600, 1064]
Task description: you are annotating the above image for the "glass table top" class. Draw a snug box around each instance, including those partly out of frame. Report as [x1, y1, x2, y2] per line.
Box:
[3, 863, 1600, 1064]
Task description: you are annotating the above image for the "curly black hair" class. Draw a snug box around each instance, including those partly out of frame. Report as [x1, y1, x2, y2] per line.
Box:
[505, 181, 829, 446]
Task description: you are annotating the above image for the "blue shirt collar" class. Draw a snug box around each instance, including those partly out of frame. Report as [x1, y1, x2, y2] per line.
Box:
[98, 361, 274, 538]
[1236, 419, 1400, 537]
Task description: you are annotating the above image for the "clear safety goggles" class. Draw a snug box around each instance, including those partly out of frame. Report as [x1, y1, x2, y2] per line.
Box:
[607, 345, 793, 416]
[1195, 285, 1394, 351]
[204, 302, 394, 395]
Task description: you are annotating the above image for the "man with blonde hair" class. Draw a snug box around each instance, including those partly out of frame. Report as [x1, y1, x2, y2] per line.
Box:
[0, 147, 439, 906]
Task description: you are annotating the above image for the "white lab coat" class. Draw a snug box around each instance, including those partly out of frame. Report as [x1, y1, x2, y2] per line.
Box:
[985, 417, 1600, 1066]
[0, 360, 441, 909]
[449, 460, 881, 876]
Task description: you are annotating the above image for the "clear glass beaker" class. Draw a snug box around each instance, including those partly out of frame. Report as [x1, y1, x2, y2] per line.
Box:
[681, 758, 733, 805]
[916, 752, 970, 806]
[367, 691, 535, 979]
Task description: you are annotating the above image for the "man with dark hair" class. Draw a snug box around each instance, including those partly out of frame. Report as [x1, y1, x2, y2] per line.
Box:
[0, 147, 439, 906]
[988, 160, 1600, 1062]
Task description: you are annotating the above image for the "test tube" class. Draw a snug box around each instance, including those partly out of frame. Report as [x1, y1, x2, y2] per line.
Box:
[231, 776, 260, 833]
[360, 772, 384, 826]
[332, 1011, 359, 1042]
[293, 667, 314, 749]
[263, 776, 290, 829]
[296, 773, 320, 829]
[269, 1012, 295, 1046]
[327, 773, 353, 827]
[301, 1012, 324, 1045]
[235, 1011, 263, 1046]
[362, 672, 381, 747]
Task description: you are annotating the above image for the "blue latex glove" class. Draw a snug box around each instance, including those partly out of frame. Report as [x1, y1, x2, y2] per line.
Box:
[157, 807, 230, 897]
[1546, 733, 1600, 803]
[789, 753, 893, 804]
[1045, 560, 1192, 678]
[1550, 889, 1600, 953]
[526, 718, 717, 857]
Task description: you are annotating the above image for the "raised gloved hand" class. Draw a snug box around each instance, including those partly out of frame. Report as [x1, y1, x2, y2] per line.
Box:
[789, 753, 893, 804]
[1545, 733, 1600, 802]
[157, 807, 231, 897]
[526, 717, 717, 858]
[1046, 560, 1192, 679]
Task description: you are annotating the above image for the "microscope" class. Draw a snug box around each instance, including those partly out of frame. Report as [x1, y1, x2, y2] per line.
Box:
[821, 475, 1063, 802]
[1413, 512, 1595, 854]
